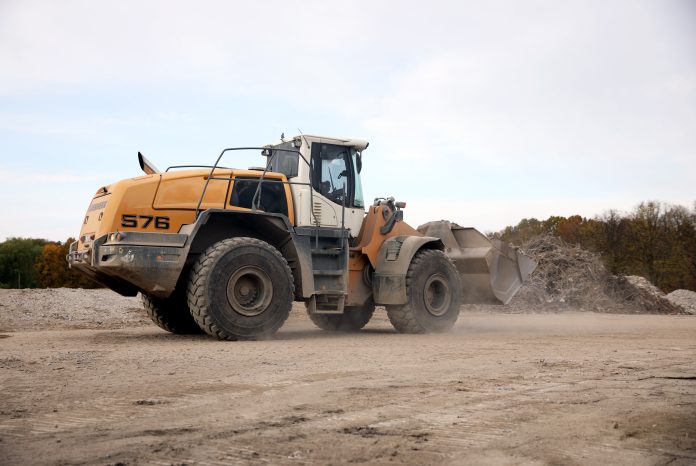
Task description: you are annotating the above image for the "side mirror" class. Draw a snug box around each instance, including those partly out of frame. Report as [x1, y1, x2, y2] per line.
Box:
[356, 152, 362, 173]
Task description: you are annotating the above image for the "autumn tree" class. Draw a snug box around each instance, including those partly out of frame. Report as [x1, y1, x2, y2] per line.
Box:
[34, 238, 100, 288]
[496, 201, 696, 293]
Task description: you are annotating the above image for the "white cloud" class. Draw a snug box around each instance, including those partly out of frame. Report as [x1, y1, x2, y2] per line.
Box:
[0, 112, 193, 142]
[404, 197, 696, 234]
[0, 0, 694, 240]
[0, 168, 102, 184]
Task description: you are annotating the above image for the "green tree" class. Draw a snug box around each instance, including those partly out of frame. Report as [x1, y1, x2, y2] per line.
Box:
[495, 200, 696, 293]
[596, 209, 633, 275]
[497, 217, 548, 245]
[0, 238, 47, 288]
[662, 205, 696, 290]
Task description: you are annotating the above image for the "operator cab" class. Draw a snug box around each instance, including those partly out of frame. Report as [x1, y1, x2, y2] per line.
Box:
[266, 135, 367, 235]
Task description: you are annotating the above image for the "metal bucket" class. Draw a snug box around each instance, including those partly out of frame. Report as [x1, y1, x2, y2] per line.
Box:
[418, 221, 537, 305]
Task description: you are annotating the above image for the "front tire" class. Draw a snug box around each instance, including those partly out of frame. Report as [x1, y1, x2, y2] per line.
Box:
[386, 249, 462, 333]
[187, 237, 294, 340]
[142, 291, 203, 335]
[306, 303, 375, 332]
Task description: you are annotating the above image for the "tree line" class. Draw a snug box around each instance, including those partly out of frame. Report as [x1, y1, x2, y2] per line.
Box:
[492, 201, 696, 293]
[0, 238, 99, 289]
[1, 200, 694, 292]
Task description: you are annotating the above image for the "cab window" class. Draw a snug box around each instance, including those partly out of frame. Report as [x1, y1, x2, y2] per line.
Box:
[311, 143, 361, 207]
[267, 142, 299, 178]
[230, 177, 288, 217]
[351, 151, 364, 208]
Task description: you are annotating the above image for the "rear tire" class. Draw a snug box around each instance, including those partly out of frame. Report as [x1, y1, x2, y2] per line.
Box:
[187, 237, 294, 340]
[386, 249, 462, 333]
[141, 292, 203, 335]
[306, 303, 375, 332]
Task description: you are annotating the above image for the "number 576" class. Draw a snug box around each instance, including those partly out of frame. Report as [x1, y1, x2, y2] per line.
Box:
[121, 214, 170, 229]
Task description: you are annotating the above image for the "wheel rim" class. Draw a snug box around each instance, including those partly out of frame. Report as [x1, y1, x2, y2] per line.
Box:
[226, 266, 273, 317]
[424, 274, 451, 317]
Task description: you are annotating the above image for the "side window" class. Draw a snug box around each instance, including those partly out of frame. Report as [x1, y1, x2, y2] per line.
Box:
[230, 177, 288, 217]
[351, 151, 364, 208]
[311, 144, 354, 206]
[267, 142, 299, 178]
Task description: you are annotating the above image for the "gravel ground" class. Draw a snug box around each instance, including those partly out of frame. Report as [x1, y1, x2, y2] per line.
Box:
[0, 289, 695, 465]
[3, 284, 694, 335]
[0, 288, 147, 332]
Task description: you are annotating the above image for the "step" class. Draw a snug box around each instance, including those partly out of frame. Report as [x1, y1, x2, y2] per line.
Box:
[311, 309, 344, 315]
[307, 294, 345, 315]
[313, 269, 344, 276]
[311, 248, 342, 256]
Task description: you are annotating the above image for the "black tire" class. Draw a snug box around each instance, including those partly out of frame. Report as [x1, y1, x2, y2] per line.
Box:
[386, 249, 462, 334]
[306, 303, 375, 332]
[141, 292, 203, 335]
[187, 237, 294, 340]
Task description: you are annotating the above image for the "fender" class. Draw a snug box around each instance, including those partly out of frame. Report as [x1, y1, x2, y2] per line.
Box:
[183, 209, 314, 299]
[185, 209, 292, 254]
[372, 235, 443, 305]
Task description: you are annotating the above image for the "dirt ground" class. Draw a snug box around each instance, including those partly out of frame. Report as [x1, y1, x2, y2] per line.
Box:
[1, 291, 695, 465]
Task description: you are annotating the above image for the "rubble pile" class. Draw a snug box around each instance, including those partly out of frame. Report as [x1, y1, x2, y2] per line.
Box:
[511, 235, 616, 311]
[666, 289, 696, 315]
[608, 275, 683, 315]
[509, 235, 686, 314]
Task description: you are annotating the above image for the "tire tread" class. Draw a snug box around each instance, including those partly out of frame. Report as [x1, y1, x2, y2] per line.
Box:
[386, 249, 460, 334]
[187, 237, 294, 340]
[141, 293, 203, 335]
[307, 304, 375, 332]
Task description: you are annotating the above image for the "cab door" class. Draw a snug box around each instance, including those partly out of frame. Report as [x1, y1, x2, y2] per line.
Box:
[310, 143, 365, 235]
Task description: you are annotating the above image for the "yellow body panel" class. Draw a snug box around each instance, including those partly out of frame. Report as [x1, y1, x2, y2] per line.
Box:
[345, 204, 423, 305]
[154, 169, 232, 210]
[76, 169, 294, 252]
[352, 204, 422, 265]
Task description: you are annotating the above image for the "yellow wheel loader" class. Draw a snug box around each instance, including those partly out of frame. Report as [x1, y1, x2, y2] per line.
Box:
[67, 135, 536, 340]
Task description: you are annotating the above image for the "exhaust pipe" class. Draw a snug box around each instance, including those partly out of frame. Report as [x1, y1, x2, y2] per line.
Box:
[138, 152, 161, 175]
[418, 220, 537, 305]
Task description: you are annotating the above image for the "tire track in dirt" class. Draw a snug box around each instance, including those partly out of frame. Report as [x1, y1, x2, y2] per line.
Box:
[2, 312, 695, 465]
[0, 371, 368, 442]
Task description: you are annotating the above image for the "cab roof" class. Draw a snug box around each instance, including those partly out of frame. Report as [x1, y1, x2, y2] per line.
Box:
[272, 135, 369, 152]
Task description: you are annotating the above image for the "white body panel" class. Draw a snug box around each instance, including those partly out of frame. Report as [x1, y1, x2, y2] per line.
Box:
[283, 135, 366, 236]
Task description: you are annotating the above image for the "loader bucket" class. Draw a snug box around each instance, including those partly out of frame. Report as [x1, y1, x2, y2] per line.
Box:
[418, 220, 537, 305]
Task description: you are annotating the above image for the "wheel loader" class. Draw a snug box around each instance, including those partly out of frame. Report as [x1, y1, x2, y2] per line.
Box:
[67, 134, 536, 339]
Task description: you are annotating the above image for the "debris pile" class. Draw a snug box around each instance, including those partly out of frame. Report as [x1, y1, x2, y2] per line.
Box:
[511, 235, 615, 310]
[508, 235, 686, 314]
[608, 275, 683, 315]
[666, 289, 696, 315]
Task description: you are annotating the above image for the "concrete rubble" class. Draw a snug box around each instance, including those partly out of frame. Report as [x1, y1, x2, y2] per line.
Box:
[506, 235, 688, 314]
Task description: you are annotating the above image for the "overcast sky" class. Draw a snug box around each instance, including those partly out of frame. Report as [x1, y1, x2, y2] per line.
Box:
[1, 0, 694, 241]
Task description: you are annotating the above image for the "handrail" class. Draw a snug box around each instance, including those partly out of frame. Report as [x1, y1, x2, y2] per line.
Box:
[194, 146, 316, 223]
[166, 165, 232, 172]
